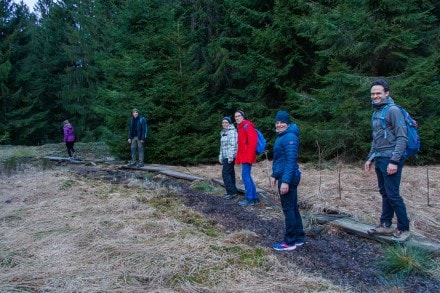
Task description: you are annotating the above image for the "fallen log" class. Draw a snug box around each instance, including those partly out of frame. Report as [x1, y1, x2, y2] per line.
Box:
[43, 156, 86, 164]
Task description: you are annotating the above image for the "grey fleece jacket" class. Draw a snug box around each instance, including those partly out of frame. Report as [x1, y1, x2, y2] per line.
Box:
[367, 96, 408, 165]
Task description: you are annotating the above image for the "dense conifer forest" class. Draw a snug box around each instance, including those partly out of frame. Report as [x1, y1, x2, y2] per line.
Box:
[2, 0, 440, 164]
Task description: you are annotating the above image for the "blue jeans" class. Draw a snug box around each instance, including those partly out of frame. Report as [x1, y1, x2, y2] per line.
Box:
[241, 163, 257, 200]
[375, 157, 409, 231]
[222, 158, 237, 195]
[279, 175, 305, 245]
[131, 137, 144, 164]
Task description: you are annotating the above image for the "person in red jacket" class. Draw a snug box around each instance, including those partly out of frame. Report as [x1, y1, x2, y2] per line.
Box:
[234, 110, 259, 206]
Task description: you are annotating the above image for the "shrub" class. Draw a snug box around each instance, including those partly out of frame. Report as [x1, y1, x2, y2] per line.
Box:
[380, 244, 437, 277]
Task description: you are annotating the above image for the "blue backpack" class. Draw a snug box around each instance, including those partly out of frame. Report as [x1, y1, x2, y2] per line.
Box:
[245, 124, 266, 155]
[376, 104, 421, 158]
[255, 129, 266, 155]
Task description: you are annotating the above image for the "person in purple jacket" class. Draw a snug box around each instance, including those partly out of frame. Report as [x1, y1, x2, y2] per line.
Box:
[63, 120, 76, 159]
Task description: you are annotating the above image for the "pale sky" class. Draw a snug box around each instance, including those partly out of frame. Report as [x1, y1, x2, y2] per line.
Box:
[15, 0, 38, 11]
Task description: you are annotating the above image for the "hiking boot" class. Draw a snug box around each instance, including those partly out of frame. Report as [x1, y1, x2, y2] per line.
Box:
[273, 241, 298, 251]
[238, 199, 255, 206]
[393, 229, 410, 239]
[367, 223, 394, 235]
[224, 193, 237, 200]
[127, 162, 136, 167]
[137, 163, 144, 168]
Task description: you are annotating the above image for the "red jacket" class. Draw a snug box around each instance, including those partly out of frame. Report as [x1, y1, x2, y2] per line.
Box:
[235, 120, 257, 164]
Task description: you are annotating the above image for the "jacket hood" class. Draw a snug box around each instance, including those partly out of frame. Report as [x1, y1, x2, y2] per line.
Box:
[237, 119, 254, 129]
[278, 123, 300, 137]
[221, 124, 236, 133]
[372, 96, 395, 109]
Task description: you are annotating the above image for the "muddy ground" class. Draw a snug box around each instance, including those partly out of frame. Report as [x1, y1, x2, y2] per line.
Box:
[73, 164, 440, 292]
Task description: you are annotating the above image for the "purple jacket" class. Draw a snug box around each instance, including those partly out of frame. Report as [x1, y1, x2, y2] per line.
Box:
[63, 124, 76, 142]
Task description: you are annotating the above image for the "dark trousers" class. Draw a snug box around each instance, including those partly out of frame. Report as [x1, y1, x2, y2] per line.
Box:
[375, 157, 409, 231]
[279, 177, 305, 245]
[222, 158, 237, 195]
[66, 142, 75, 157]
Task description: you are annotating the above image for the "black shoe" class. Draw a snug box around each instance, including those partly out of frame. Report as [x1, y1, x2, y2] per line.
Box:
[238, 199, 255, 206]
[127, 163, 136, 167]
[137, 163, 144, 168]
[224, 193, 237, 200]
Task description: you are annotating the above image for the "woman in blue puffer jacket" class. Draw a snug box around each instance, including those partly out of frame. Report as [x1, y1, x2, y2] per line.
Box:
[270, 110, 305, 251]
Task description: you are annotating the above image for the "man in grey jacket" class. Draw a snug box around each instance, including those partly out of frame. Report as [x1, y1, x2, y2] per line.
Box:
[364, 79, 410, 239]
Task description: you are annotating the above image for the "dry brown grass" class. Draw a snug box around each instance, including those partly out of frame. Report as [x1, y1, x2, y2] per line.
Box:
[0, 165, 346, 292]
[1, 144, 439, 292]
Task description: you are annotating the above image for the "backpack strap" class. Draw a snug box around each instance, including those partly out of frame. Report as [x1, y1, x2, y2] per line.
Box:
[378, 103, 395, 129]
[371, 103, 396, 140]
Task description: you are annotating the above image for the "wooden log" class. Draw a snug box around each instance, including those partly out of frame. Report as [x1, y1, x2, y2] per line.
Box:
[313, 215, 440, 250]
[43, 156, 85, 164]
[121, 165, 167, 172]
[159, 170, 204, 181]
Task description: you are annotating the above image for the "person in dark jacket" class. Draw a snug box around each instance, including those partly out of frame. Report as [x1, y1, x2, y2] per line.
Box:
[127, 108, 147, 167]
[270, 110, 305, 251]
[234, 110, 259, 206]
[63, 120, 76, 159]
[219, 116, 238, 199]
[365, 79, 410, 239]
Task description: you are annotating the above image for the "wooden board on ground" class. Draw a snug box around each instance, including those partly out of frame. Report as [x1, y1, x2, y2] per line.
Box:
[333, 218, 410, 243]
[159, 170, 204, 181]
[43, 156, 85, 164]
[122, 165, 167, 172]
[314, 215, 410, 244]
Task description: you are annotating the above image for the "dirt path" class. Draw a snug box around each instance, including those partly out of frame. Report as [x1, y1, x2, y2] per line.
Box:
[73, 164, 440, 292]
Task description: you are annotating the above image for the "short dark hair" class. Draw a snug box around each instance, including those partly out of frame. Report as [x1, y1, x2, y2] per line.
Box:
[371, 79, 389, 92]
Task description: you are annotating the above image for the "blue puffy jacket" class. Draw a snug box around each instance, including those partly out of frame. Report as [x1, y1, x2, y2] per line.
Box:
[271, 124, 301, 184]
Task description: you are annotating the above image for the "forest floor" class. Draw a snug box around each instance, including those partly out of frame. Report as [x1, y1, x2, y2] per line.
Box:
[0, 142, 439, 292]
